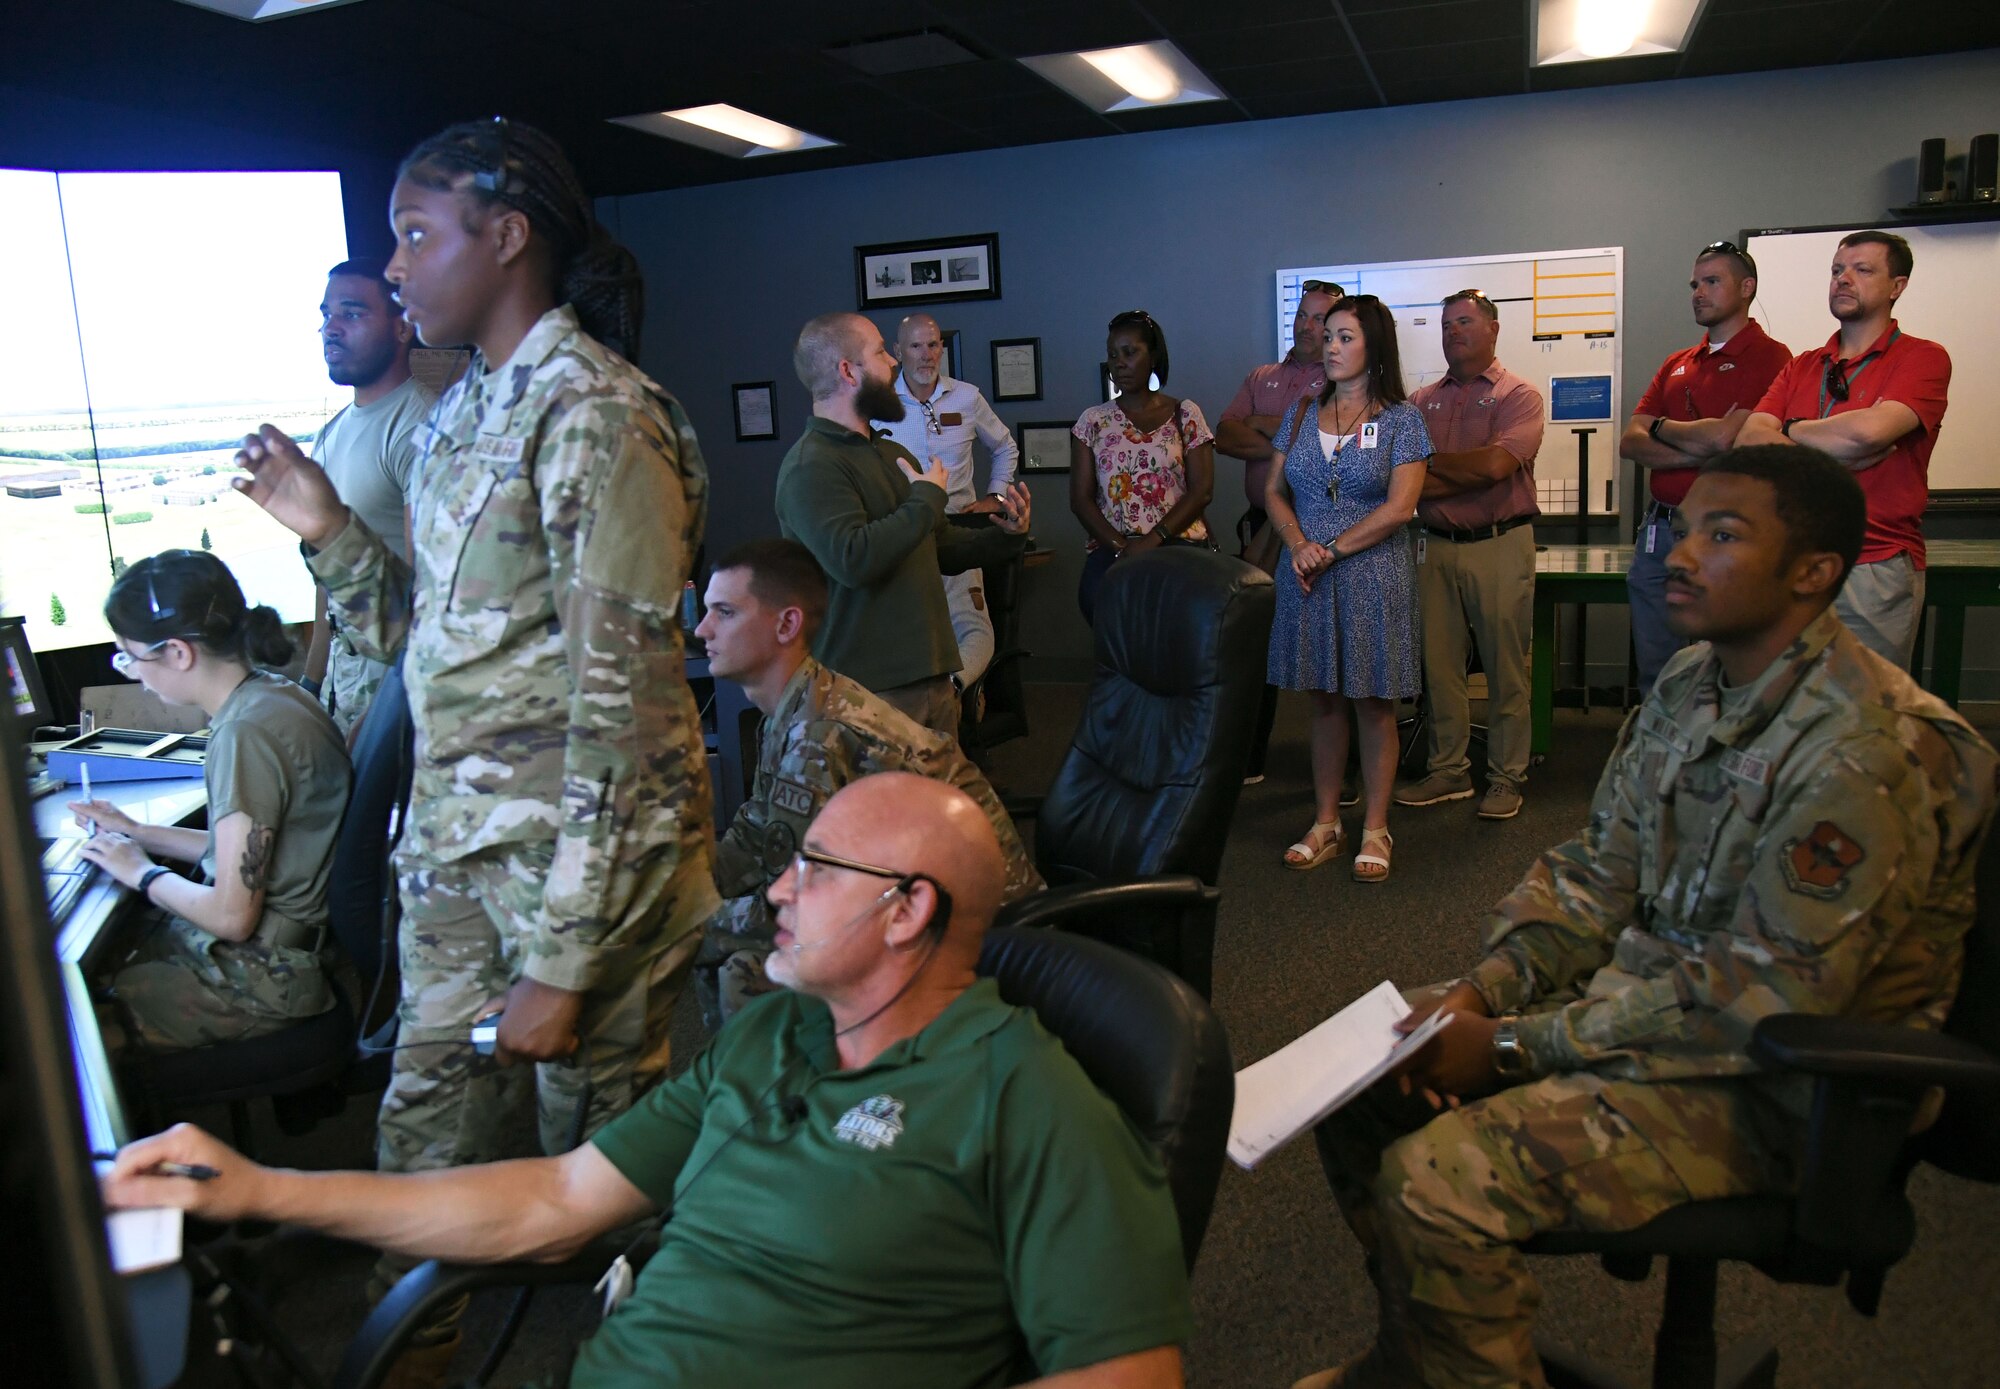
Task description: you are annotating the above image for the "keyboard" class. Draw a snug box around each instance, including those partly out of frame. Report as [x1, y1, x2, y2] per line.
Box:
[41, 836, 99, 924]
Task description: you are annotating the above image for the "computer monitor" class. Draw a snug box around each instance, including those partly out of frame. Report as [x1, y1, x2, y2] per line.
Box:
[1, 616, 53, 732]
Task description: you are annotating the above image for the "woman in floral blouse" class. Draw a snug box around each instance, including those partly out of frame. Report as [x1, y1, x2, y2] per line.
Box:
[1068, 309, 1215, 622]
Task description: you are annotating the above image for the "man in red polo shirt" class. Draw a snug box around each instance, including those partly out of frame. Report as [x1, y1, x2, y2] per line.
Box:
[1397, 289, 1545, 822]
[1740, 230, 1950, 668]
[1217, 279, 1340, 784]
[1619, 241, 1791, 690]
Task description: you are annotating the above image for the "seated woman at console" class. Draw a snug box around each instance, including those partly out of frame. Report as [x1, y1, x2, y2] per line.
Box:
[71, 549, 352, 1052]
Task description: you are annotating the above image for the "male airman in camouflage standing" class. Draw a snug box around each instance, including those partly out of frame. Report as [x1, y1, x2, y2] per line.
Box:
[1295, 445, 1996, 1389]
[234, 119, 716, 1377]
[690, 538, 1040, 1028]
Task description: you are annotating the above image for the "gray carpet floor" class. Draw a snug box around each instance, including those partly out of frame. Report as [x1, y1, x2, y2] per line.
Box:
[178, 690, 2000, 1388]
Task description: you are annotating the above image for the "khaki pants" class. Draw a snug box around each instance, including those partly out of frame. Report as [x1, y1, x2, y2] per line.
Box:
[1834, 553, 1925, 671]
[1418, 526, 1535, 789]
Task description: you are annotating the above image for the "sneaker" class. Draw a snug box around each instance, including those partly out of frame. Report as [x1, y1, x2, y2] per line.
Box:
[1339, 778, 1360, 807]
[1393, 771, 1475, 807]
[1478, 783, 1523, 820]
[1243, 772, 1266, 786]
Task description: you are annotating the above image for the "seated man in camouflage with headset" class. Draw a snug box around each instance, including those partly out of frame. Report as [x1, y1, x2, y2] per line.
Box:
[691, 538, 1041, 1029]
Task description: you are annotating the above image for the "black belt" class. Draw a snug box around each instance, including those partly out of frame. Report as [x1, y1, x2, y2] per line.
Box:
[1423, 516, 1534, 544]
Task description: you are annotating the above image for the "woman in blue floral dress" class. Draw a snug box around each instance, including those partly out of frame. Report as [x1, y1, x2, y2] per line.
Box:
[1265, 295, 1431, 881]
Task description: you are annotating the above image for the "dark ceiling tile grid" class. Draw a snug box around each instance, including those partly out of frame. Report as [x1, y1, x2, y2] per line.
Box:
[13, 0, 2000, 191]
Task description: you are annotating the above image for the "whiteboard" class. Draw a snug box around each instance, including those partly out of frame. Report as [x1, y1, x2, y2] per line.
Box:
[1277, 247, 1626, 516]
[1744, 220, 1998, 497]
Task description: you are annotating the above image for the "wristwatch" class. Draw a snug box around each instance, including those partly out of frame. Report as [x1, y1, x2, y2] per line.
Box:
[1491, 1020, 1530, 1079]
[1781, 418, 1798, 439]
[1647, 416, 1667, 442]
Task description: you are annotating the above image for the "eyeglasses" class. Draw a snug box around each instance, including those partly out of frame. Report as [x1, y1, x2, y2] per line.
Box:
[1699, 240, 1758, 280]
[789, 847, 923, 892]
[1301, 280, 1346, 297]
[110, 640, 173, 676]
[1823, 356, 1852, 403]
[918, 396, 943, 436]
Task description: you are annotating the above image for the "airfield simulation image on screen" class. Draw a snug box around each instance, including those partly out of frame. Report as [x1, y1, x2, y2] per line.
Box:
[0, 168, 351, 651]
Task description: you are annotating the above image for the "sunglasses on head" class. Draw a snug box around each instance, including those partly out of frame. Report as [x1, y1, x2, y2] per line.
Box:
[1301, 280, 1346, 297]
[468, 115, 517, 196]
[1699, 240, 1758, 279]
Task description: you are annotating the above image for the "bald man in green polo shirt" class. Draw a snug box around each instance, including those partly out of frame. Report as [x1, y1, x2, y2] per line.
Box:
[104, 773, 1192, 1389]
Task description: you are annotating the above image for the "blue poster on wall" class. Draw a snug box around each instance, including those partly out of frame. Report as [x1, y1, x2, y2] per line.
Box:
[1550, 373, 1613, 422]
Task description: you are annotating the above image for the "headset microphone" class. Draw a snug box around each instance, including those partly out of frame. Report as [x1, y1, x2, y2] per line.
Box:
[784, 882, 904, 955]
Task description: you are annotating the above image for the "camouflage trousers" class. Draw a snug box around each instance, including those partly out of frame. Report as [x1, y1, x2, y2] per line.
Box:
[1314, 1070, 1796, 1388]
[103, 912, 331, 1053]
[875, 673, 961, 741]
[324, 626, 390, 739]
[692, 891, 782, 1033]
[371, 845, 697, 1296]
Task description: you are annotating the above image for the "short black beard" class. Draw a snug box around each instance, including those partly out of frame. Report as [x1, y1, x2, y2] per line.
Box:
[857, 375, 906, 423]
[326, 344, 398, 391]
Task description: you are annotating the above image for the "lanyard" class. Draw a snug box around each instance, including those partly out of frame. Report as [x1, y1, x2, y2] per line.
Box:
[1817, 329, 1900, 419]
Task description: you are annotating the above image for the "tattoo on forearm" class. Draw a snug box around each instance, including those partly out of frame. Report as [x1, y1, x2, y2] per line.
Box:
[239, 824, 275, 892]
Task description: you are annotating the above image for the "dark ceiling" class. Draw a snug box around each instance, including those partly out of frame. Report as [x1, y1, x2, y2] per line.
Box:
[9, 0, 2000, 197]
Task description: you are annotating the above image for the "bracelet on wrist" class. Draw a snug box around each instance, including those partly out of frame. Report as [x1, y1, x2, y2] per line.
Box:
[137, 865, 173, 903]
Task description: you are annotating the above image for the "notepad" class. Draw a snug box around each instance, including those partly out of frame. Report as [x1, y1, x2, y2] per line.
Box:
[106, 1206, 183, 1274]
[1226, 981, 1454, 1170]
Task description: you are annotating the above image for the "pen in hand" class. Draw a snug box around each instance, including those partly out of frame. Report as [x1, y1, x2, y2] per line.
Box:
[93, 1152, 221, 1181]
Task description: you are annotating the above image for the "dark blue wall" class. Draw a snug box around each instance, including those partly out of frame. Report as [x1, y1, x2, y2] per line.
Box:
[609, 47, 2000, 688]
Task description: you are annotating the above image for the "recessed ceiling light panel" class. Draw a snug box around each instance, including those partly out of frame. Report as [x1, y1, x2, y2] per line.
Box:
[170, 0, 363, 20]
[1532, 0, 1709, 66]
[611, 106, 839, 159]
[1022, 39, 1224, 113]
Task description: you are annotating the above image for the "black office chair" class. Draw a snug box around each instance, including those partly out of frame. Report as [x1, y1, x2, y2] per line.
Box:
[1512, 828, 2000, 1389]
[960, 542, 1031, 763]
[133, 658, 414, 1149]
[999, 546, 1273, 997]
[331, 925, 1236, 1389]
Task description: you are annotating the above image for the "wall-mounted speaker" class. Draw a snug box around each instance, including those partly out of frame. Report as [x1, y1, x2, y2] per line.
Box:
[1971, 133, 1998, 203]
[1917, 137, 1947, 204]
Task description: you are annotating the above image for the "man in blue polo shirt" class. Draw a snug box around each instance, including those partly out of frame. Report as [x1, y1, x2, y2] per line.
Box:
[104, 774, 1192, 1389]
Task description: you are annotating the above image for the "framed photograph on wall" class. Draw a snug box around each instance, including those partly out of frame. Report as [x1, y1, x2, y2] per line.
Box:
[1016, 420, 1074, 475]
[733, 381, 777, 442]
[990, 337, 1042, 402]
[855, 232, 1001, 310]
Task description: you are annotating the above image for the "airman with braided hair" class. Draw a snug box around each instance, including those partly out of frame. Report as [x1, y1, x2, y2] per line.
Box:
[232, 117, 716, 1375]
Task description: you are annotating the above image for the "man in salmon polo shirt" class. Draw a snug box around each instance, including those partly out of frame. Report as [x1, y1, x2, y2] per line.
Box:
[1739, 230, 1950, 669]
[1619, 241, 1791, 691]
[1396, 290, 1545, 823]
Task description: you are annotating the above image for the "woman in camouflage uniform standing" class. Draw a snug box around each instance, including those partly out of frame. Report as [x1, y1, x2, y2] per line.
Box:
[232, 118, 716, 1372]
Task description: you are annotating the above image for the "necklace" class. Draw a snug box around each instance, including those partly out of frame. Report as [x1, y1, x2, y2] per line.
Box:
[1323, 390, 1371, 439]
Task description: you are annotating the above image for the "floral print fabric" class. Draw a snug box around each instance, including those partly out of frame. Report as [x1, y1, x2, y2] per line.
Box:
[1071, 399, 1214, 550]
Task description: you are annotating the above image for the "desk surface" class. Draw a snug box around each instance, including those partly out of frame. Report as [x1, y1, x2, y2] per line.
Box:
[1534, 538, 2000, 580]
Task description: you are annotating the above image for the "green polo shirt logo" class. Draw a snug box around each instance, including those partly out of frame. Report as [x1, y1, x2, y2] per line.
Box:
[833, 1095, 906, 1151]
